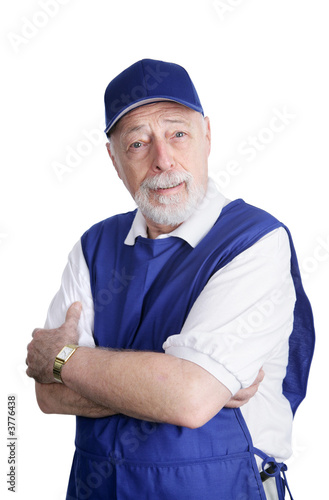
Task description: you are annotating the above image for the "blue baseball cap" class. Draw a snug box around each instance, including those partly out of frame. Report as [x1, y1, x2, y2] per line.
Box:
[104, 58, 204, 134]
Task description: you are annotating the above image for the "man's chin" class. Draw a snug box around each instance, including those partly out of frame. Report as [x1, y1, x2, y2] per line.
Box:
[138, 201, 196, 227]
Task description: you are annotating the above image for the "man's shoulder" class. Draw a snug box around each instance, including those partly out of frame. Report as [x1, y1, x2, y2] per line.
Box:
[204, 199, 285, 270]
[82, 209, 137, 239]
[219, 198, 287, 238]
[220, 198, 281, 227]
[80, 209, 137, 256]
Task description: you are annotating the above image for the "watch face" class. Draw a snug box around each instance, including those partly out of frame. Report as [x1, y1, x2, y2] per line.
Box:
[58, 347, 73, 360]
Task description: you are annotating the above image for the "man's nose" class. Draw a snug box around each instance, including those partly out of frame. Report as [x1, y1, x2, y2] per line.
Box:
[151, 140, 175, 172]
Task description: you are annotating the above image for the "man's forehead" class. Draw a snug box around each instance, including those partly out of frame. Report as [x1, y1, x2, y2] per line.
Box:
[116, 102, 198, 134]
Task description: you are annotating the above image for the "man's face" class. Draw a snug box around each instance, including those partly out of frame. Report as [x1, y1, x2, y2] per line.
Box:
[107, 102, 211, 231]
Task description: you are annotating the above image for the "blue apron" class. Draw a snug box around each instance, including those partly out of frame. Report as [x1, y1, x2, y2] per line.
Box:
[66, 199, 314, 499]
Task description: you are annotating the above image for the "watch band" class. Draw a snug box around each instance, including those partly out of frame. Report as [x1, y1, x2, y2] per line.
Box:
[53, 344, 79, 383]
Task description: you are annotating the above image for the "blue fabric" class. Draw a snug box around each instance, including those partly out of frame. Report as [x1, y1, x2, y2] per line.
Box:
[66, 199, 314, 499]
[281, 230, 315, 415]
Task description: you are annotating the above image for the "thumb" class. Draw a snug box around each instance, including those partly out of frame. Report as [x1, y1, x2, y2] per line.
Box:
[64, 301, 82, 329]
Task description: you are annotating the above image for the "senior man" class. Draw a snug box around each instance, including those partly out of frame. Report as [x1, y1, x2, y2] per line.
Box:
[27, 59, 314, 500]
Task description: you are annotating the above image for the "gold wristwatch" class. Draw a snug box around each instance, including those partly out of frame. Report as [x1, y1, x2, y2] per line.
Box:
[53, 344, 79, 383]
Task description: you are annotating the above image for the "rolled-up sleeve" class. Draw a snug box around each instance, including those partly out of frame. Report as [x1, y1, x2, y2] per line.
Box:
[44, 240, 95, 347]
[163, 227, 296, 395]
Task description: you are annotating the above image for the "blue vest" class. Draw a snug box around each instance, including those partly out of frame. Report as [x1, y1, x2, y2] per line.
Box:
[66, 199, 314, 500]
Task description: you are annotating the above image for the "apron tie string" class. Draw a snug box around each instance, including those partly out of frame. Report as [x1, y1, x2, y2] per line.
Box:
[253, 447, 294, 500]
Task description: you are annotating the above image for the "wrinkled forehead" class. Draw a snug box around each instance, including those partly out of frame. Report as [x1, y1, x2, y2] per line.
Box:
[112, 101, 202, 138]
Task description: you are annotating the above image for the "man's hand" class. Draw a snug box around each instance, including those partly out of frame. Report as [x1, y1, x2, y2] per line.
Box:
[224, 368, 265, 409]
[26, 302, 82, 384]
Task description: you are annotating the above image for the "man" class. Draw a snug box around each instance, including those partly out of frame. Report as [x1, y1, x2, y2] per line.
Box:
[26, 59, 314, 500]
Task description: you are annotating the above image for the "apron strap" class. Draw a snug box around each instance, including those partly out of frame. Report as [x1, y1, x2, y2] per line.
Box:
[253, 447, 294, 500]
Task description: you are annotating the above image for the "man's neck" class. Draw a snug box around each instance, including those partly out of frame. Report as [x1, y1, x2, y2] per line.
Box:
[145, 216, 183, 240]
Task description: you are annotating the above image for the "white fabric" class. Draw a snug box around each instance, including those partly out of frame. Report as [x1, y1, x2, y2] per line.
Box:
[44, 240, 95, 348]
[45, 177, 295, 466]
[263, 477, 280, 500]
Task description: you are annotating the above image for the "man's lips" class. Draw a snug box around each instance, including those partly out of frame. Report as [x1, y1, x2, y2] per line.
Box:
[153, 181, 185, 194]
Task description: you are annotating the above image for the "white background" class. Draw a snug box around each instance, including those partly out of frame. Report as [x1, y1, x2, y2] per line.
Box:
[1, 0, 328, 498]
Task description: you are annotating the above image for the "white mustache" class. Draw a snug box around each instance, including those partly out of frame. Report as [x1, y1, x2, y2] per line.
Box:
[140, 171, 193, 191]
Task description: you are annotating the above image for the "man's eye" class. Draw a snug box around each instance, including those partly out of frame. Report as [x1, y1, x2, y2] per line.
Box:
[131, 142, 142, 149]
[175, 132, 185, 138]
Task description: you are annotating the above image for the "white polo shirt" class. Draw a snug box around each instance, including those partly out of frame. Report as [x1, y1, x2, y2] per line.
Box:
[45, 178, 296, 465]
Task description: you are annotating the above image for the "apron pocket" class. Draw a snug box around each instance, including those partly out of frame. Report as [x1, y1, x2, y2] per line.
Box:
[116, 453, 266, 500]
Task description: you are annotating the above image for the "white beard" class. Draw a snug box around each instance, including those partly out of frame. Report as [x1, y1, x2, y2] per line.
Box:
[134, 171, 205, 226]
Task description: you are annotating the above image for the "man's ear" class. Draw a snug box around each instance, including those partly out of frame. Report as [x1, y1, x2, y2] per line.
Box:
[204, 116, 211, 156]
[106, 142, 122, 179]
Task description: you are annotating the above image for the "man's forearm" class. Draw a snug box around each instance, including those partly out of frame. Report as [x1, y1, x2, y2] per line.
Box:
[27, 303, 262, 425]
[27, 304, 230, 425]
[35, 381, 117, 418]
[60, 347, 232, 428]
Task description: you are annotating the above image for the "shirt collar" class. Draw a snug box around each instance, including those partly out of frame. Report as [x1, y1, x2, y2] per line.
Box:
[124, 177, 230, 248]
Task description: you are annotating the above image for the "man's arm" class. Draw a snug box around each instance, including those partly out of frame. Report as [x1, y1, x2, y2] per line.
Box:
[28, 303, 231, 428]
[35, 382, 116, 418]
[61, 346, 263, 425]
[63, 346, 232, 427]
[28, 303, 263, 426]
[35, 357, 262, 419]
